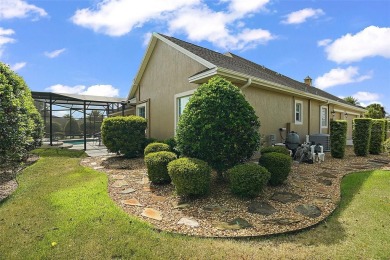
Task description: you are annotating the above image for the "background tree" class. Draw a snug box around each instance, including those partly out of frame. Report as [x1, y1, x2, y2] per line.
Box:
[344, 96, 360, 106]
[365, 103, 386, 119]
[176, 76, 260, 176]
[0, 62, 43, 167]
[64, 117, 80, 137]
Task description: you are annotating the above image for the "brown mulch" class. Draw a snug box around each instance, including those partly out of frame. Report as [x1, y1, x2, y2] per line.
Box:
[79, 147, 390, 238]
[0, 154, 39, 202]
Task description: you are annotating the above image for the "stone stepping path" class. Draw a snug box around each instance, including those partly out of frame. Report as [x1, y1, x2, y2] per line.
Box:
[150, 195, 167, 203]
[142, 208, 162, 221]
[111, 180, 128, 188]
[317, 178, 332, 186]
[248, 201, 277, 216]
[271, 192, 302, 204]
[295, 204, 322, 218]
[178, 217, 199, 228]
[121, 198, 142, 206]
[317, 172, 337, 178]
[214, 218, 252, 230]
[119, 188, 136, 194]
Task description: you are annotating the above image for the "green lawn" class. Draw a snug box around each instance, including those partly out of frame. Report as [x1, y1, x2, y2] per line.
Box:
[0, 148, 389, 259]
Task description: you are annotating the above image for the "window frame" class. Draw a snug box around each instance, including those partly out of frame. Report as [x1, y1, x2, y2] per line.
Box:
[174, 89, 196, 134]
[136, 102, 147, 119]
[295, 100, 303, 125]
[320, 106, 328, 128]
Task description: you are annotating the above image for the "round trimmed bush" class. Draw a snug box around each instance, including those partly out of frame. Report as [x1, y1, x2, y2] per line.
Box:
[227, 163, 270, 198]
[144, 142, 170, 156]
[260, 146, 290, 156]
[144, 151, 177, 184]
[176, 76, 260, 175]
[167, 157, 211, 197]
[259, 152, 292, 186]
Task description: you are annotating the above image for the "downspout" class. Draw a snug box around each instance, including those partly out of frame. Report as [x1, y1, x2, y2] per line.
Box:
[241, 78, 252, 91]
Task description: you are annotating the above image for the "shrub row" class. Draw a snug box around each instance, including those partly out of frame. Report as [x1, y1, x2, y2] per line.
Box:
[352, 118, 372, 156]
[369, 119, 386, 155]
[330, 120, 347, 158]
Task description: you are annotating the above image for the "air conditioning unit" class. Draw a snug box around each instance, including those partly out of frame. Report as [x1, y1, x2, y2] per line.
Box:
[268, 134, 276, 145]
[309, 134, 330, 151]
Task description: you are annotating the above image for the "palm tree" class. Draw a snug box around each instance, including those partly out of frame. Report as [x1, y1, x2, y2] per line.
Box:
[344, 96, 359, 106]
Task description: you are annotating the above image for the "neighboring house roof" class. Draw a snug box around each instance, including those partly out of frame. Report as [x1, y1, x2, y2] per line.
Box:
[129, 33, 365, 113]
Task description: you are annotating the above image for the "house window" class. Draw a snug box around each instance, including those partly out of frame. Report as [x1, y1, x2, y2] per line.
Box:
[136, 103, 147, 119]
[174, 89, 196, 132]
[321, 106, 328, 128]
[295, 100, 303, 125]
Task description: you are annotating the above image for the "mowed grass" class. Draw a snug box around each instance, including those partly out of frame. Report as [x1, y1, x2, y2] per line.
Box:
[0, 148, 389, 259]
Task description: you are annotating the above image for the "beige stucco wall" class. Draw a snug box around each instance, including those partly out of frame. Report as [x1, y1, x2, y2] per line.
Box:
[136, 40, 207, 140]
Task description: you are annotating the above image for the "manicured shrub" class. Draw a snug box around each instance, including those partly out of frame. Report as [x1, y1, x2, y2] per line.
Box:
[369, 119, 386, 154]
[260, 146, 290, 156]
[101, 116, 147, 158]
[164, 137, 180, 156]
[227, 163, 270, 198]
[259, 152, 292, 186]
[330, 120, 347, 158]
[168, 157, 211, 197]
[352, 118, 372, 156]
[176, 76, 260, 175]
[144, 151, 177, 184]
[144, 142, 170, 156]
[0, 63, 43, 166]
[384, 138, 390, 154]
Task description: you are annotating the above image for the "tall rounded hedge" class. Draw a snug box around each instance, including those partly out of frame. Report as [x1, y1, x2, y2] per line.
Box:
[352, 118, 372, 156]
[0, 63, 43, 166]
[259, 152, 292, 186]
[330, 120, 347, 158]
[227, 163, 270, 198]
[168, 157, 211, 197]
[176, 76, 260, 175]
[144, 151, 177, 184]
[369, 119, 386, 155]
[101, 116, 146, 158]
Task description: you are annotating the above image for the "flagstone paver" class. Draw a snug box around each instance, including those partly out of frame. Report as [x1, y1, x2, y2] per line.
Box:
[248, 201, 277, 216]
[295, 204, 322, 218]
[119, 188, 136, 194]
[111, 180, 128, 188]
[121, 198, 142, 206]
[142, 208, 162, 221]
[270, 192, 302, 204]
[178, 217, 199, 228]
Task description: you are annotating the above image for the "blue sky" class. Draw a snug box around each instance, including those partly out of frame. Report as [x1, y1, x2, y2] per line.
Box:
[1, 0, 389, 115]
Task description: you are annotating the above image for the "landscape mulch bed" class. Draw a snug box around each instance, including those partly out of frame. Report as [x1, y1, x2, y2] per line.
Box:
[79, 147, 390, 238]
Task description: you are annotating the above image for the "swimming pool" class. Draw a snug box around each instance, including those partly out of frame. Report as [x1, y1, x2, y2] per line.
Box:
[62, 139, 96, 145]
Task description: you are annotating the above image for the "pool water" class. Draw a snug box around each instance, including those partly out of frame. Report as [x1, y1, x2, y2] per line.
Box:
[63, 139, 96, 145]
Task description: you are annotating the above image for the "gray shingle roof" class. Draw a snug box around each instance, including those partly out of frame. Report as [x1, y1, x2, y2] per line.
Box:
[158, 33, 356, 107]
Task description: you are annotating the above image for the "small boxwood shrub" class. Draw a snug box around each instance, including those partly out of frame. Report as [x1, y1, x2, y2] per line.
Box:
[369, 119, 386, 155]
[144, 142, 170, 156]
[260, 146, 290, 156]
[101, 116, 146, 158]
[227, 163, 270, 198]
[330, 120, 347, 158]
[167, 157, 211, 197]
[259, 152, 292, 186]
[144, 151, 177, 184]
[352, 118, 372, 156]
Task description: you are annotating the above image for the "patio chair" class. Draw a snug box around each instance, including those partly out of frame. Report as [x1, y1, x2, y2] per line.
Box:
[310, 144, 325, 162]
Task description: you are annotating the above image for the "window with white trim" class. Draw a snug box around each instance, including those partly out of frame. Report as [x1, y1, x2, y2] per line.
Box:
[174, 89, 196, 132]
[136, 103, 147, 119]
[295, 100, 303, 125]
[321, 106, 328, 128]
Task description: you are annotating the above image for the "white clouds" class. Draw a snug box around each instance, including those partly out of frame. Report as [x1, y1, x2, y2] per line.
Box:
[0, 27, 15, 58]
[352, 91, 380, 102]
[11, 62, 26, 71]
[282, 8, 324, 25]
[0, 0, 47, 20]
[317, 39, 331, 47]
[321, 26, 390, 63]
[44, 48, 66, 58]
[71, 0, 274, 50]
[314, 66, 372, 89]
[45, 84, 119, 97]
[71, 0, 200, 37]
